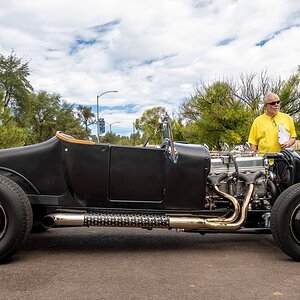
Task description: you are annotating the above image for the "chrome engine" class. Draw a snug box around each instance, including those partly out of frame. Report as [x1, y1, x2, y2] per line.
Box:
[210, 154, 266, 195]
[206, 153, 272, 213]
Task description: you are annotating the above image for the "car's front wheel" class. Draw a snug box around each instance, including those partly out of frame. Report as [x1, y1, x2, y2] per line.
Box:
[271, 183, 300, 261]
[0, 176, 33, 263]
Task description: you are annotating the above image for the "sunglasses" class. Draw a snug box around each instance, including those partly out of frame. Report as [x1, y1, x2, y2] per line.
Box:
[268, 101, 280, 106]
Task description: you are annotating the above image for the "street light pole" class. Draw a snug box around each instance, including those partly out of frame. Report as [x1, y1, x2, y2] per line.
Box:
[96, 90, 118, 142]
[133, 122, 135, 146]
[107, 121, 120, 133]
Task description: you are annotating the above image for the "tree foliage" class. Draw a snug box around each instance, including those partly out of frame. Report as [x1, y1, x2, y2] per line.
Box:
[233, 70, 270, 114]
[22, 91, 86, 144]
[0, 93, 27, 148]
[77, 105, 95, 135]
[0, 51, 33, 108]
[233, 69, 300, 118]
[180, 69, 300, 149]
[129, 130, 144, 146]
[135, 106, 167, 145]
[181, 82, 253, 149]
[276, 69, 300, 117]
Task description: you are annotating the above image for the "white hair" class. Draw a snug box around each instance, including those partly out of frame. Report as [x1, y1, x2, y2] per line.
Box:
[263, 92, 280, 104]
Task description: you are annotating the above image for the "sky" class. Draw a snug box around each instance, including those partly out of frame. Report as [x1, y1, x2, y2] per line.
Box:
[0, 0, 300, 136]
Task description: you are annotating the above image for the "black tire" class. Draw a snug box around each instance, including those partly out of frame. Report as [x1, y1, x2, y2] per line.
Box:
[0, 175, 33, 263]
[271, 183, 300, 261]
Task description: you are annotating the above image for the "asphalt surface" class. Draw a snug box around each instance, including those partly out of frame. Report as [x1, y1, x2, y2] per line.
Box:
[1, 227, 300, 300]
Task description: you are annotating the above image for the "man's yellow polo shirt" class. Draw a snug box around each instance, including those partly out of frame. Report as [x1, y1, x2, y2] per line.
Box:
[248, 112, 297, 153]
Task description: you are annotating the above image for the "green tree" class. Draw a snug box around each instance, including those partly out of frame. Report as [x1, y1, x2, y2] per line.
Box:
[77, 105, 95, 136]
[0, 51, 33, 108]
[233, 70, 270, 115]
[56, 101, 87, 139]
[172, 118, 185, 142]
[275, 68, 300, 117]
[135, 106, 167, 145]
[181, 82, 253, 149]
[233, 69, 300, 118]
[23, 91, 85, 144]
[129, 130, 143, 146]
[0, 94, 27, 148]
[99, 132, 120, 144]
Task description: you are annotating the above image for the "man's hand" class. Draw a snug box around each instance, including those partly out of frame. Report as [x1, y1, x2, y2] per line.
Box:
[249, 143, 258, 156]
[281, 138, 296, 149]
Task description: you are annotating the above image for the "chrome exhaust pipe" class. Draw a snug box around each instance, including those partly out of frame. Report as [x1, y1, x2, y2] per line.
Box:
[42, 212, 170, 229]
[42, 213, 84, 229]
[42, 185, 253, 231]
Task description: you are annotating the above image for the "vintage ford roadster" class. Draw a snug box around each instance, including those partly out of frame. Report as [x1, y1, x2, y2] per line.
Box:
[0, 116, 300, 262]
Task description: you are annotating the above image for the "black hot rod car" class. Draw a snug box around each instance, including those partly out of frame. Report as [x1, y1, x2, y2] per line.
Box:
[0, 116, 300, 262]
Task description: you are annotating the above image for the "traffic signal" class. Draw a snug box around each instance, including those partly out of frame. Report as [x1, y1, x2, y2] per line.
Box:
[99, 118, 105, 134]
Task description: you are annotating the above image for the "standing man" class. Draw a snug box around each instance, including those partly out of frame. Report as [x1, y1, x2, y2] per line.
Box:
[248, 92, 297, 154]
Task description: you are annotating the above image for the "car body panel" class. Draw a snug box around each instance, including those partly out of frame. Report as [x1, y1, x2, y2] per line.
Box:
[0, 133, 211, 212]
[0, 137, 66, 195]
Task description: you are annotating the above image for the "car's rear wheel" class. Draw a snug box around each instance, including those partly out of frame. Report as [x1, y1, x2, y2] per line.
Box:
[271, 183, 300, 261]
[0, 175, 33, 263]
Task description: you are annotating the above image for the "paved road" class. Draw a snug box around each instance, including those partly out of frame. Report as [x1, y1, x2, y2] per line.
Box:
[1, 227, 300, 299]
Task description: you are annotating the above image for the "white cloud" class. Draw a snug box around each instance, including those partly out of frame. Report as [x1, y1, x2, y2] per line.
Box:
[0, 0, 299, 135]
